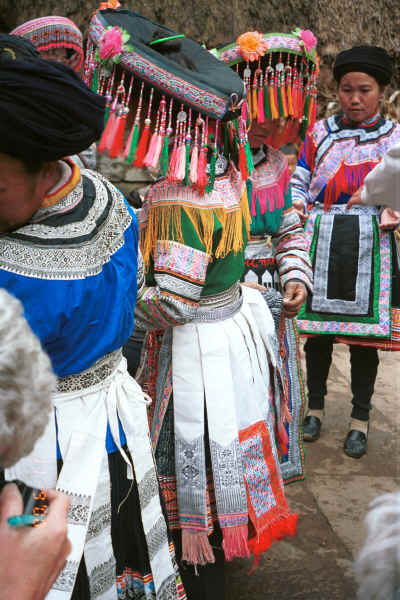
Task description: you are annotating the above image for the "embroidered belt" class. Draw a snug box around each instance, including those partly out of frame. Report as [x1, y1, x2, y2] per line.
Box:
[310, 202, 380, 216]
[193, 282, 242, 322]
[57, 349, 123, 393]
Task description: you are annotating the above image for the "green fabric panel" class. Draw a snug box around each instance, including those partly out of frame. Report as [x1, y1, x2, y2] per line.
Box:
[145, 207, 247, 296]
[203, 212, 246, 296]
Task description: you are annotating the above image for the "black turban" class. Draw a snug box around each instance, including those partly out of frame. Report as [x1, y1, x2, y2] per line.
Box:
[0, 34, 105, 162]
[333, 45, 392, 86]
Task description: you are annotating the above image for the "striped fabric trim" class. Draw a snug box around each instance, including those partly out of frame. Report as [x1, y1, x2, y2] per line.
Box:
[155, 241, 209, 284]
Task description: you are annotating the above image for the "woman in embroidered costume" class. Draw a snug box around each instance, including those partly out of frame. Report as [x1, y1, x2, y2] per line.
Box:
[11, 15, 84, 71]
[215, 31, 316, 484]
[11, 15, 98, 171]
[0, 34, 186, 600]
[86, 8, 300, 598]
[291, 45, 400, 458]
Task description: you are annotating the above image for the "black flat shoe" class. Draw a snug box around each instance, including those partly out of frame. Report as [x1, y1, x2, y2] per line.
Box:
[344, 429, 368, 458]
[303, 415, 321, 442]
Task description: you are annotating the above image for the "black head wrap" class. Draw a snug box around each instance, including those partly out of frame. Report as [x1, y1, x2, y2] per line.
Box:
[333, 45, 392, 86]
[0, 34, 105, 162]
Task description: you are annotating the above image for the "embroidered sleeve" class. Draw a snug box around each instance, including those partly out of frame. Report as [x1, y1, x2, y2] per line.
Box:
[290, 132, 316, 209]
[137, 248, 145, 297]
[135, 240, 210, 330]
[271, 197, 313, 293]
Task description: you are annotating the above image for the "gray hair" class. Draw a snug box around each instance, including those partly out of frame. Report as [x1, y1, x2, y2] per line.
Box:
[0, 289, 56, 468]
[355, 491, 400, 600]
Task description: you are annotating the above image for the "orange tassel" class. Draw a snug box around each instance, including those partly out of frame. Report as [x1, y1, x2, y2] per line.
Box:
[252, 86, 258, 120]
[247, 90, 253, 122]
[269, 85, 279, 120]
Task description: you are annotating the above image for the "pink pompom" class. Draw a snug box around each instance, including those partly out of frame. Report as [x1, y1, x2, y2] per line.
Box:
[300, 30, 317, 52]
[99, 27, 123, 60]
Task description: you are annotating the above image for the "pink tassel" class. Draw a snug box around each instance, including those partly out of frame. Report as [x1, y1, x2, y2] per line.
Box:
[123, 122, 135, 159]
[167, 139, 179, 182]
[258, 87, 265, 123]
[181, 530, 215, 566]
[143, 131, 159, 167]
[222, 525, 250, 562]
[175, 143, 186, 181]
[150, 135, 163, 169]
[189, 144, 199, 184]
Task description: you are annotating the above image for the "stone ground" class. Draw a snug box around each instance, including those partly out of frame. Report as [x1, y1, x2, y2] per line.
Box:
[226, 344, 399, 599]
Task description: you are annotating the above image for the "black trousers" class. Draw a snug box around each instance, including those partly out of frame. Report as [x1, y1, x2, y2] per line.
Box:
[304, 336, 379, 421]
[172, 528, 225, 600]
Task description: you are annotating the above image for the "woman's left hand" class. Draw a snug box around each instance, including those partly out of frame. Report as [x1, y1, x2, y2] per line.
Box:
[283, 281, 308, 318]
[241, 281, 266, 292]
[379, 207, 400, 230]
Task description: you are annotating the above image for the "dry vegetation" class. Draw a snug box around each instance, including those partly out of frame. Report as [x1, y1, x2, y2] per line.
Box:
[1, 0, 400, 118]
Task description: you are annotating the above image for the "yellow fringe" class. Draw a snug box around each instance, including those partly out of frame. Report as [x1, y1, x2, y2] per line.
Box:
[140, 186, 251, 268]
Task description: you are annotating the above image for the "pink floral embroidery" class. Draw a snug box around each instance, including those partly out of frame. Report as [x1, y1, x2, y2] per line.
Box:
[299, 30, 317, 52]
[99, 26, 123, 60]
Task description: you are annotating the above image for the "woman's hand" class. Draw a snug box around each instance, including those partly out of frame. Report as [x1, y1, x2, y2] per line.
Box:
[241, 281, 266, 292]
[292, 200, 307, 224]
[379, 207, 400, 230]
[282, 281, 308, 318]
[0, 484, 71, 600]
[346, 186, 364, 209]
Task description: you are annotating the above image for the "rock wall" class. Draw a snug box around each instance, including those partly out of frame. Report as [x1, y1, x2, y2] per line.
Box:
[3, 0, 400, 105]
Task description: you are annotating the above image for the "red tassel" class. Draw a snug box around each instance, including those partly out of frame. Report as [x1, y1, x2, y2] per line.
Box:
[134, 87, 154, 168]
[195, 145, 208, 193]
[239, 144, 249, 180]
[133, 120, 151, 168]
[98, 108, 116, 154]
[247, 513, 299, 566]
[109, 109, 128, 158]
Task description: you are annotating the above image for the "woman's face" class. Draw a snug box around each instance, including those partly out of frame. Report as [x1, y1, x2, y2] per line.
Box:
[338, 72, 381, 124]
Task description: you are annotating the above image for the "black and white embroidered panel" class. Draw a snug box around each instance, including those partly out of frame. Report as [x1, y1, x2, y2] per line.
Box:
[311, 214, 373, 315]
[209, 438, 248, 525]
[67, 492, 91, 526]
[86, 503, 112, 541]
[175, 434, 207, 524]
[0, 172, 132, 280]
[146, 516, 169, 562]
[89, 555, 116, 599]
[53, 560, 81, 592]
[137, 468, 160, 512]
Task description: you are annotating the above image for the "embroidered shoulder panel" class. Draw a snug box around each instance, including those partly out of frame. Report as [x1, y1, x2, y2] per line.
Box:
[155, 240, 209, 284]
[251, 149, 288, 191]
[142, 164, 243, 214]
[0, 171, 132, 280]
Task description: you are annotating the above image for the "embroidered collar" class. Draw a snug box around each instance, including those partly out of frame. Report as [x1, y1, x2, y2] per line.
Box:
[41, 159, 81, 208]
[339, 110, 381, 129]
